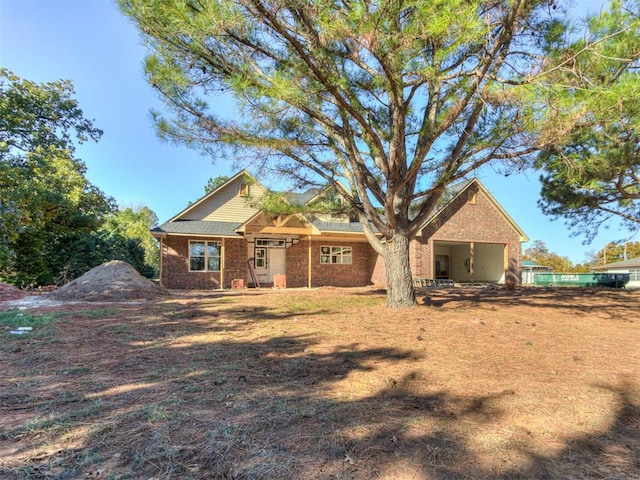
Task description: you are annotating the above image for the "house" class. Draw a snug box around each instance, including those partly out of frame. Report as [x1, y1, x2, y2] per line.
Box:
[521, 260, 553, 285]
[590, 257, 640, 288]
[151, 170, 528, 289]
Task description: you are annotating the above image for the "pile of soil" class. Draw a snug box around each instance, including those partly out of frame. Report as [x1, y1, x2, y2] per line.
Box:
[0, 282, 27, 302]
[47, 260, 166, 302]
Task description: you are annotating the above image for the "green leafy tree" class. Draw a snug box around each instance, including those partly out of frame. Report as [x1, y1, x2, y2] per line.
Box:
[534, 1, 640, 240]
[119, 0, 631, 307]
[101, 205, 160, 277]
[523, 240, 575, 272]
[590, 240, 640, 265]
[0, 69, 115, 286]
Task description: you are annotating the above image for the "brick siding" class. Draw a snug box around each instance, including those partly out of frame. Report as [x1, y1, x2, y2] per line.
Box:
[161, 236, 249, 289]
[414, 184, 522, 285]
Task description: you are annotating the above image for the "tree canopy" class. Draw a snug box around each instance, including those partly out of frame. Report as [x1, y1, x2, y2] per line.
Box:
[204, 175, 230, 194]
[101, 205, 160, 277]
[591, 240, 640, 265]
[523, 240, 576, 272]
[0, 69, 117, 285]
[0, 70, 160, 286]
[534, 1, 640, 240]
[119, 0, 635, 306]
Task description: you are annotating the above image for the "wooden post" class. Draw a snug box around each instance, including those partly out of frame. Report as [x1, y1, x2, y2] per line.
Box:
[470, 241, 475, 286]
[158, 237, 164, 288]
[504, 243, 509, 286]
[308, 235, 312, 288]
[220, 238, 225, 289]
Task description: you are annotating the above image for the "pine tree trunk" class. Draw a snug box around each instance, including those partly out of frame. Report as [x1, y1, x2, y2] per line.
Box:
[383, 231, 416, 308]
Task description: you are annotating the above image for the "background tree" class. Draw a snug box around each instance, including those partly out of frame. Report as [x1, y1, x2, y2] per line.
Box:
[119, 0, 631, 307]
[204, 175, 230, 194]
[523, 240, 575, 272]
[101, 205, 160, 277]
[588, 240, 640, 265]
[534, 1, 640, 240]
[0, 69, 119, 286]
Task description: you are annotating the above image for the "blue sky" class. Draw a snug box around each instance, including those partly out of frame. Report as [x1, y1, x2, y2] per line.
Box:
[0, 0, 624, 265]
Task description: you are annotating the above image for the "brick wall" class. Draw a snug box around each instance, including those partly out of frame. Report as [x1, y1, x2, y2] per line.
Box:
[286, 240, 376, 287]
[286, 242, 309, 287]
[414, 184, 523, 284]
[161, 236, 219, 289]
[370, 252, 387, 287]
[223, 238, 248, 288]
[161, 236, 249, 289]
[161, 236, 376, 289]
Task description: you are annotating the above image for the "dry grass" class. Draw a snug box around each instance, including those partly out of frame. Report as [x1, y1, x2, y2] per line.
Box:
[0, 286, 639, 479]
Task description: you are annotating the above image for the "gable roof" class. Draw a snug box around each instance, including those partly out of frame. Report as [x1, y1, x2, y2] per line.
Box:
[152, 170, 262, 237]
[166, 170, 261, 223]
[152, 172, 527, 242]
[418, 178, 528, 242]
[151, 220, 242, 237]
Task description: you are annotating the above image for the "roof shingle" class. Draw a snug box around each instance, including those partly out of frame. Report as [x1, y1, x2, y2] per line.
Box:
[152, 220, 242, 237]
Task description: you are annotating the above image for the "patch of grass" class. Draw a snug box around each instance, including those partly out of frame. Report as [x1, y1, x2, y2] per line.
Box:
[20, 399, 107, 436]
[75, 307, 118, 319]
[99, 323, 133, 334]
[129, 398, 187, 423]
[0, 308, 67, 329]
[1, 308, 115, 334]
[57, 366, 91, 375]
[205, 296, 238, 305]
[270, 292, 383, 315]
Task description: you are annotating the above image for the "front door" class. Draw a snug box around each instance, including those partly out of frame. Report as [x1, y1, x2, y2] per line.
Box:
[269, 248, 286, 278]
[253, 239, 286, 285]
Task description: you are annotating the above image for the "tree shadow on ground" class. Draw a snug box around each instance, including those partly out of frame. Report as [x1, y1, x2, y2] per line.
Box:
[419, 286, 639, 313]
[0, 296, 638, 479]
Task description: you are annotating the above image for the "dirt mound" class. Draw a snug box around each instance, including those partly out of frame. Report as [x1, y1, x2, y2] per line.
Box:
[0, 282, 27, 301]
[47, 260, 166, 302]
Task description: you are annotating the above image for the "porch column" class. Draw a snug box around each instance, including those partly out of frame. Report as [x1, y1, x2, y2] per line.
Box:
[159, 238, 164, 288]
[470, 242, 475, 286]
[429, 237, 434, 279]
[221, 238, 225, 289]
[503, 243, 509, 286]
[308, 235, 312, 288]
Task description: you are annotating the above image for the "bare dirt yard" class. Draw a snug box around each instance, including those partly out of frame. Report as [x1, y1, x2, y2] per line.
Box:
[1, 283, 638, 479]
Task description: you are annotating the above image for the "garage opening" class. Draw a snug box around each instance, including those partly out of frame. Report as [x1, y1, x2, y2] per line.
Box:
[433, 241, 507, 285]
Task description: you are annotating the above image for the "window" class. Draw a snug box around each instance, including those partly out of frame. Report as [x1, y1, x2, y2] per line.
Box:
[630, 269, 640, 281]
[189, 241, 221, 271]
[256, 238, 285, 247]
[320, 246, 352, 264]
[255, 248, 267, 268]
[239, 182, 249, 197]
[468, 191, 477, 204]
